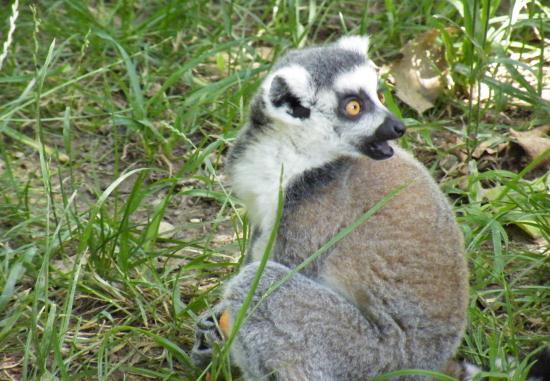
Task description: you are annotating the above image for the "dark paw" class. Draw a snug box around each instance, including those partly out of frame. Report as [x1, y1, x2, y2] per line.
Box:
[191, 310, 225, 367]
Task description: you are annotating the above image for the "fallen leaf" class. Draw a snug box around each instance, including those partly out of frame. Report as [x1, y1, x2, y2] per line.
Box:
[507, 215, 546, 240]
[482, 176, 549, 240]
[510, 125, 550, 168]
[390, 29, 447, 114]
[256, 46, 274, 60]
[158, 220, 175, 239]
[58, 153, 70, 163]
[439, 154, 459, 173]
[472, 136, 508, 159]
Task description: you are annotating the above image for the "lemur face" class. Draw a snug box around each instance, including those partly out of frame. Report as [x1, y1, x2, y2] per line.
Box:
[261, 36, 405, 160]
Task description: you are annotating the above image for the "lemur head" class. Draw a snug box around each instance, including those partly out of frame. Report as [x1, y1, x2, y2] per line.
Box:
[253, 35, 405, 160]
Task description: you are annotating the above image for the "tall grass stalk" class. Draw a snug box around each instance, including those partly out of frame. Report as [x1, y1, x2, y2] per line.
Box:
[0, 0, 19, 71]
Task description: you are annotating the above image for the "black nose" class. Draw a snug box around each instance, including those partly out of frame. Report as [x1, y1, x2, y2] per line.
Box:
[375, 115, 406, 140]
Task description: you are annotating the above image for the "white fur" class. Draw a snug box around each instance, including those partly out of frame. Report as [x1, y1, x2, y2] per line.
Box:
[232, 67, 352, 251]
[463, 362, 482, 381]
[339, 108, 387, 144]
[332, 65, 388, 140]
[262, 65, 314, 127]
[333, 65, 381, 107]
[231, 121, 345, 253]
[337, 35, 370, 56]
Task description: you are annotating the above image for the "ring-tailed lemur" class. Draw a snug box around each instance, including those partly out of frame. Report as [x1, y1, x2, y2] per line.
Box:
[190, 36, 544, 380]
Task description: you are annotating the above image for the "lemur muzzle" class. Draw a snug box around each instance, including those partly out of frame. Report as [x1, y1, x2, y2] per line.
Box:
[375, 114, 406, 141]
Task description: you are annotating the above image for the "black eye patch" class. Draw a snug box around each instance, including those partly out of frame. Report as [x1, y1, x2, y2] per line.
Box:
[269, 76, 311, 120]
[336, 90, 375, 120]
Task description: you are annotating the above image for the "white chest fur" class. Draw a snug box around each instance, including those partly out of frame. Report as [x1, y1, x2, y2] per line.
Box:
[229, 123, 344, 257]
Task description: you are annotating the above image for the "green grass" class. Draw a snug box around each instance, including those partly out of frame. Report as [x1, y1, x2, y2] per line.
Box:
[0, 1, 548, 380]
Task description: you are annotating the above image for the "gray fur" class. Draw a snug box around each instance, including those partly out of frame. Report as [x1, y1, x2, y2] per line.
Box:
[223, 261, 399, 380]
[245, 225, 263, 265]
[273, 46, 366, 90]
[192, 36, 469, 380]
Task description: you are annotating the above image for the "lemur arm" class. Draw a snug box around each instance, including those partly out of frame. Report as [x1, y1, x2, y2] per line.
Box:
[192, 261, 394, 381]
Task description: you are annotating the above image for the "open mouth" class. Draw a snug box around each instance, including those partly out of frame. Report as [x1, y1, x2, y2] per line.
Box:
[356, 114, 405, 160]
[360, 140, 394, 160]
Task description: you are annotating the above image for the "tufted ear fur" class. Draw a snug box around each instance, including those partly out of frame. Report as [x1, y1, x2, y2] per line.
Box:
[269, 76, 311, 119]
[263, 65, 312, 122]
[336, 35, 370, 56]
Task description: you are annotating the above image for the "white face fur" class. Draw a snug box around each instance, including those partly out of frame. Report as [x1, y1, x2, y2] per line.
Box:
[259, 36, 391, 159]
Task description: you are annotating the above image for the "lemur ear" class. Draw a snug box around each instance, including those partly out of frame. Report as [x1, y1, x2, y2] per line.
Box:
[269, 76, 311, 119]
[336, 35, 370, 56]
[264, 65, 312, 121]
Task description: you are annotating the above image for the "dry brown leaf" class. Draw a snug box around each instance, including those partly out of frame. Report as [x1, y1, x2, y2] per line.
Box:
[256, 46, 274, 60]
[510, 125, 550, 168]
[390, 29, 447, 114]
[472, 135, 509, 159]
[58, 152, 70, 163]
[158, 220, 175, 239]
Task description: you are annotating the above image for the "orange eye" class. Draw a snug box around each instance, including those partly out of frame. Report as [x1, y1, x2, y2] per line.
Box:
[345, 99, 362, 117]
